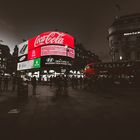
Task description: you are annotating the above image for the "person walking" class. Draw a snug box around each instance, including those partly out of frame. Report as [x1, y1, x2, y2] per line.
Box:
[55, 75, 62, 97]
[17, 77, 23, 101]
[62, 75, 68, 96]
[50, 76, 53, 88]
[31, 76, 37, 95]
[0, 76, 2, 93]
[12, 76, 17, 91]
[3, 76, 9, 92]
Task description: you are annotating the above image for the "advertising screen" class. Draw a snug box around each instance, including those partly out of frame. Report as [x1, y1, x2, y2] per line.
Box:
[28, 47, 41, 60]
[41, 56, 72, 67]
[18, 55, 27, 62]
[17, 58, 41, 70]
[41, 45, 75, 58]
[28, 32, 74, 50]
[17, 31, 75, 71]
[18, 41, 28, 57]
[33, 58, 41, 68]
[17, 60, 34, 71]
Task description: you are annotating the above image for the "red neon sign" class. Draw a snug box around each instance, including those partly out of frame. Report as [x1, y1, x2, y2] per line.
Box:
[28, 32, 74, 50]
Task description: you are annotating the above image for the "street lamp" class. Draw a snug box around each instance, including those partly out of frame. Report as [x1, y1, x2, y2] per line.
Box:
[120, 56, 122, 61]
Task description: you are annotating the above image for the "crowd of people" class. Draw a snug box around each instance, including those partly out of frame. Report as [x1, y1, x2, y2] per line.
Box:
[1, 73, 138, 100]
[0, 76, 11, 92]
[49, 75, 96, 92]
[10, 75, 96, 98]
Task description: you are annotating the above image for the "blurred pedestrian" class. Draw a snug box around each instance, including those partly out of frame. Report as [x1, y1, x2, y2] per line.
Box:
[17, 77, 23, 100]
[12, 76, 17, 91]
[56, 75, 63, 96]
[50, 76, 53, 88]
[71, 76, 75, 88]
[0, 76, 2, 93]
[62, 75, 68, 96]
[31, 76, 37, 95]
[3, 76, 9, 91]
[79, 76, 83, 89]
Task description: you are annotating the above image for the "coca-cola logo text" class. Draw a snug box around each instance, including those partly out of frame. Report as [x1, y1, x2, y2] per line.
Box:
[34, 32, 65, 47]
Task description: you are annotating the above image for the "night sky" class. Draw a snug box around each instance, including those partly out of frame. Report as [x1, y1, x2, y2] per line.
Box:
[0, 0, 140, 61]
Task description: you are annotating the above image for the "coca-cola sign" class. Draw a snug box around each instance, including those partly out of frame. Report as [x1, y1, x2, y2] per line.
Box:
[35, 32, 64, 47]
[28, 32, 74, 50]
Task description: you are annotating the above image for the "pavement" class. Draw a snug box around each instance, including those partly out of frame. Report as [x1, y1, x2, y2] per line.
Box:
[0, 83, 140, 140]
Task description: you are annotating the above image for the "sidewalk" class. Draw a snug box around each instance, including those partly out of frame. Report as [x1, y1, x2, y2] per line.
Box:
[1, 84, 140, 140]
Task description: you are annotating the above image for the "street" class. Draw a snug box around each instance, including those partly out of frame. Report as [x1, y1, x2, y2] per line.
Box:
[0, 84, 140, 140]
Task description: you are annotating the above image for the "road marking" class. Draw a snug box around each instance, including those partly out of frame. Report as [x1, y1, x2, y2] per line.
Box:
[8, 109, 20, 114]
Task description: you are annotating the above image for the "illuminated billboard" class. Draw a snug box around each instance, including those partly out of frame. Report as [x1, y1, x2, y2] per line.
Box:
[17, 58, 41, 71]
[41, 45, 75, 58]
[17, 60, 34, 71]
[28, 47, 41, 60]
[18, 55, 28, 62]
[33, 58, 41, 68]
[18, 41, 28, 57]
[17, 31, 75, 71]
[41, 56, 72, 67]
[28, 32, 74, 50]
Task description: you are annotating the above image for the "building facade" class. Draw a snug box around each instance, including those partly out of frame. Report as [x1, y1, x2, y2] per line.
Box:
[0, 44, 13, 75]
[73, 42, 101, 70]
[108, 13, 140, 62]
[15, 32, 101, 77]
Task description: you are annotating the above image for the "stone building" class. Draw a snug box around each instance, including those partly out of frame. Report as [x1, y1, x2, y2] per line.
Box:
[108, 13, 140, 61]
[0, 44, 13, 75]
[72, 42, 101, 70]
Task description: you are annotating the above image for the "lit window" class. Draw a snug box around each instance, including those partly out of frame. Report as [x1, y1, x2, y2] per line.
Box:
[3, 58, 5, 61]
